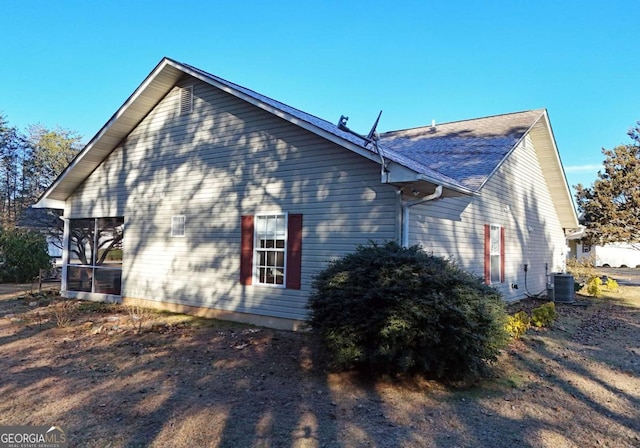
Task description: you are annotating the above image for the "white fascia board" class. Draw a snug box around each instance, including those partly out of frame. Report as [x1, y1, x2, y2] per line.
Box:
[33, 198, 65, 209]
[384, 162, 473, 195]
[539, 110, 580, 227]
[416, 174, 475, 195]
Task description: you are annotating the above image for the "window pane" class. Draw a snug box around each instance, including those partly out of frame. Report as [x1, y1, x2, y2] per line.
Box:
[275, 216, 285, 235]
[256, 216, 266, 234]
[259, 267, 266, 283]
[275, 239, 285, 249]
[69, 219, 95, 265]
[490, 225, 500, 254]
[276, 251, 284, 267]
[267, 251, 275, 266]
[265, 267, 274, 284]
[265, 216, 275, 236]
[274, 269, 284, 285]
[67, 266, 93, 292]
[491, 255, 501, 283]
[96, 217, 124, 266]
[94, 268, 122, 295]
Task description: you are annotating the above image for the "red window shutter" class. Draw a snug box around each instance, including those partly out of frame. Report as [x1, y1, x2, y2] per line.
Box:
[500, 227, 506, 283]
[240, 215, 254, 285]
[484, 224, 491, 285]
[286, 214, 303, 290]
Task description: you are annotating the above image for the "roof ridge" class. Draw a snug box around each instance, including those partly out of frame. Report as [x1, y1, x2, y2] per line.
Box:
[381, 109, 545, 135]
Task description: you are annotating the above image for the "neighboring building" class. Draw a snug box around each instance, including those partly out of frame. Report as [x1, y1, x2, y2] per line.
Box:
[34, 58, 579, 329]
[569, 239, 640, 268]
[17, 207, 64, 270]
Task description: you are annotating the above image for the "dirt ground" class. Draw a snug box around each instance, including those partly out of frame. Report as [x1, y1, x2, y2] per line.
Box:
[0, 279, 638, 447]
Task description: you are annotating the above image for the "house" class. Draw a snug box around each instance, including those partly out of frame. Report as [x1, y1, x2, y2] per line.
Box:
[34, 57, 579, 330]
[17, 207, 64, 274]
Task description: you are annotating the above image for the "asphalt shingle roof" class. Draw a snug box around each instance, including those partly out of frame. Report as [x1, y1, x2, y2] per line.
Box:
[379, 110, 544, 192]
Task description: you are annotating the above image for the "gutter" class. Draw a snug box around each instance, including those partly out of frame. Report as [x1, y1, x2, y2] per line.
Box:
[401, 185, 443, 248]
[565, 225, 587, 240]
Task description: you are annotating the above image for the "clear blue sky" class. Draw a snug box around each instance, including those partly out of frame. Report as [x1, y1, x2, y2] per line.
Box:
[1, 1, 637, 193]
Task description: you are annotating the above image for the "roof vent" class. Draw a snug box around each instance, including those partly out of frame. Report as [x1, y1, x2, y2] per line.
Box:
[180, 85, 193, 114]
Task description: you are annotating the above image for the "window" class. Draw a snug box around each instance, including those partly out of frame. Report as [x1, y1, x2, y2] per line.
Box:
[255, 215, 287, 285]
[67, 217, 124, 295]
[582, 244, 591, 253]
[240, 214, 302, 289]
[171, 215, 186, 237]
[484, 224, 504, 285]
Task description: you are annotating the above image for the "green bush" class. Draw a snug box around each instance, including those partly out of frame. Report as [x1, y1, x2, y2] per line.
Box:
[0, 228, 51, 283]
[586, 276, 603, 297]
[505, 311, 531, 339]
[308, 241, 509, 380]
[531, 303, 558, 328]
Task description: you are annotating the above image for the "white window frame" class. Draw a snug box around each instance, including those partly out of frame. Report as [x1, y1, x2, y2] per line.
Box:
[253, 213, 288, 287]
[489, 224, 502, 284]
[171, 215, 186, 237]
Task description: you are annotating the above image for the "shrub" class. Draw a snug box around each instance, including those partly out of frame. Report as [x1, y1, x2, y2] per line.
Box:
[308, 241, 509, 380]
[505, 311, 531, 339]
[586, 276, 603, 297]
[605, 278, 619, 291]
[531, 303, 558, 328]
[0, 228, 51, 283]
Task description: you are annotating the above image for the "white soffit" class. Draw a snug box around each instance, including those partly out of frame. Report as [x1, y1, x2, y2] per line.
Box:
[530, 112, 579, 229]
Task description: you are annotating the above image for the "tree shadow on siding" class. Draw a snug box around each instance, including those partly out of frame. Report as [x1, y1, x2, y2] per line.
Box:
[63, 75, 353, 445]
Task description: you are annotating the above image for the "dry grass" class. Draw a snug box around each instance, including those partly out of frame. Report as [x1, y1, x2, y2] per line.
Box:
[53, 299, 75, 327]
[123, 300, 154, 334]
[0, 283, 638, 447]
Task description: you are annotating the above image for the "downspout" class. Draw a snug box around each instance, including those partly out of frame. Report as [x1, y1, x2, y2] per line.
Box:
[401, 185, 443, 248]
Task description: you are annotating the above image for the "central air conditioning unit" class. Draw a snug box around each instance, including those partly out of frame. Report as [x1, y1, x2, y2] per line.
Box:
[553, 273, 575, 303]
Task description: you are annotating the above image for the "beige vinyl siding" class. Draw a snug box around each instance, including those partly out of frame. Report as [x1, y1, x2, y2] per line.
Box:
[66, 77, 398, 320]
[408, 135, 566, 300]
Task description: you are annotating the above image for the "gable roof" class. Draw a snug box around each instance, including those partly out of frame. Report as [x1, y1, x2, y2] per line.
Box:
[380, 110, 543, 191]
[380, 109, 579, 228]
[34, 57, 578, 228]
